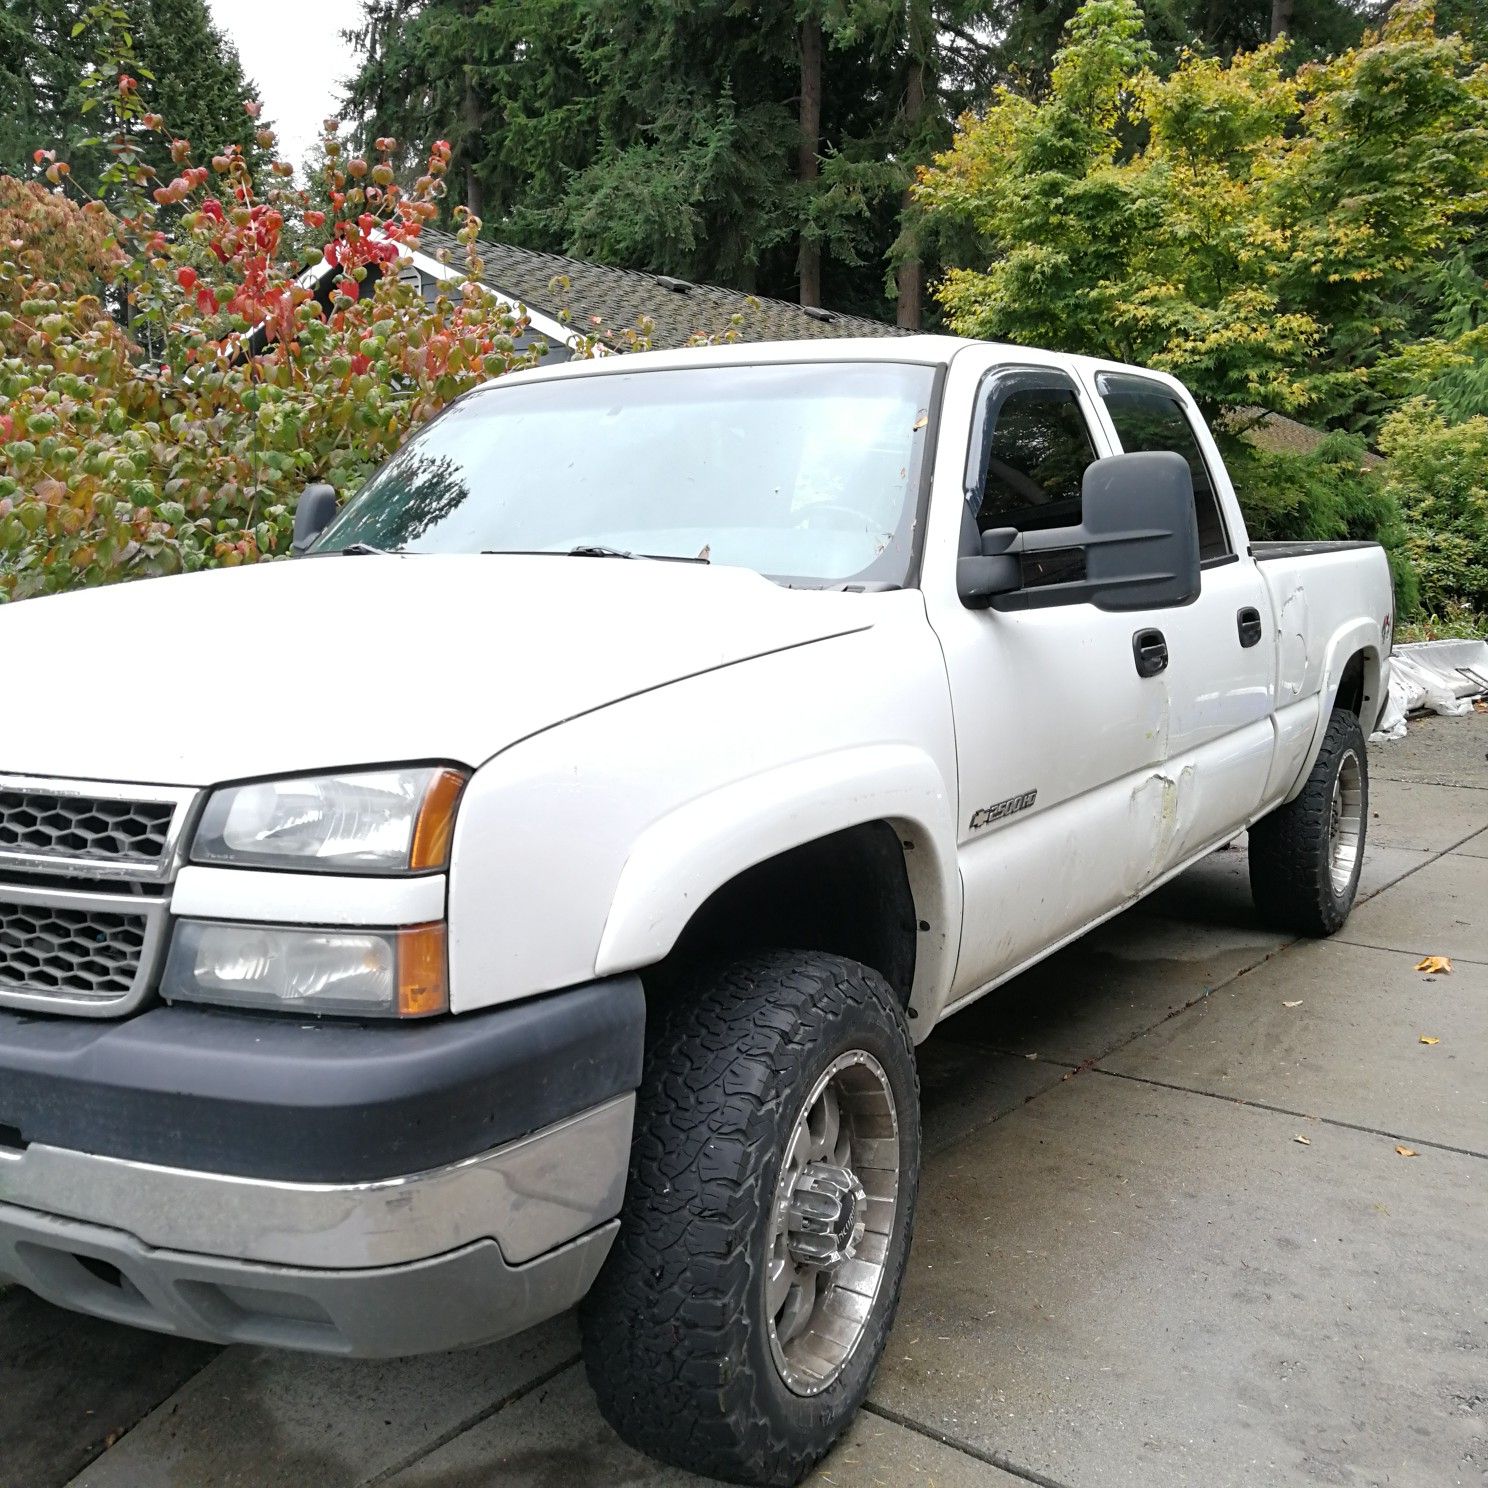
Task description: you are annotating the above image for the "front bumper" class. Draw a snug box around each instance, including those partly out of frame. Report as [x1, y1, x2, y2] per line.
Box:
[0, 978, 644, 1355]
[0, 1112, 625, 1357]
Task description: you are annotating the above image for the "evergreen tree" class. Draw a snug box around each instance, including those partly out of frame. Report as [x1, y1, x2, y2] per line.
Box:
[130, 0, 266, 177]
[338, 0, 1472, 325]
[0, 0, 265, 197]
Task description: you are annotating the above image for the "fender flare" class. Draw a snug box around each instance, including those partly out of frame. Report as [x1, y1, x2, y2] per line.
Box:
[1284, 621, 1384, 802]
[593, 744, 961, 1022]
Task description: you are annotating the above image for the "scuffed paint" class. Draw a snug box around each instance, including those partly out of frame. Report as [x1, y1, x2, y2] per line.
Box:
[1130, 764, 1201, 887]
[1144, 686, 1172, 756]
[1278, 581, 1311, 697]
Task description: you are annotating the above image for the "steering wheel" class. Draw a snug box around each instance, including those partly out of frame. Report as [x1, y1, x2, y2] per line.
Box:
[796, 502, 879, 532]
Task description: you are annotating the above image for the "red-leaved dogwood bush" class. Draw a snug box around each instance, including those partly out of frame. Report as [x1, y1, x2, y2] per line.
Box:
[0, 7, 598, 600]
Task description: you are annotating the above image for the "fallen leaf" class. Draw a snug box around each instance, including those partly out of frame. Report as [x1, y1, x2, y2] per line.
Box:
[1415, 955, 1452, 974]
[1395, 1145, 1418, 1158]
[1283, 999, 1303, 1008]
[1293, 1135, 1311, 1145]
[1419, 1035, 1440, 1045]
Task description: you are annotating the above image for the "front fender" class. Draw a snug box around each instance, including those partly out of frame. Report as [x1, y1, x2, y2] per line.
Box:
[595, 744, 961, 1020]
[444, 599, 959, 1018]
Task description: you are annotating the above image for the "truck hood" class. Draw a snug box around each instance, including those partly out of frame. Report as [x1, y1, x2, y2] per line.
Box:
[3, 556, 871, 786]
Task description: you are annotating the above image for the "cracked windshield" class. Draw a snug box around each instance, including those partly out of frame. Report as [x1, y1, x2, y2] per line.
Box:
[316, 361, 935, 586]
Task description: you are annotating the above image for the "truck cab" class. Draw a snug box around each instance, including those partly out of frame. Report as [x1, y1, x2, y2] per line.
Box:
[0, 337, 1392, 1487]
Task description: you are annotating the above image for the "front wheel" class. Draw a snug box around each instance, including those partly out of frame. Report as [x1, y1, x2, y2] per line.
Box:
[581, 950, 920, 1487]
[1249, 707, 1368, 936]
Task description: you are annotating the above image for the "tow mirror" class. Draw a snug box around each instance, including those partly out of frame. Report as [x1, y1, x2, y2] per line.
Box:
[957, 451, 1201, 613]
[292, 483, 338, 555]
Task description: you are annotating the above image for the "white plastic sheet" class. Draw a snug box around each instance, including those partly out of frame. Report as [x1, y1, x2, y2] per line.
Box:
[1371, 638, 1488, 742]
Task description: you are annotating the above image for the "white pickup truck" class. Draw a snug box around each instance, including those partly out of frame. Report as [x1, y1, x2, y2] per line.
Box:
[0, 337, 1392, 1485]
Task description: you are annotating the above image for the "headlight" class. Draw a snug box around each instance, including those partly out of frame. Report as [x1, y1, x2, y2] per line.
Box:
[191, 766, 467, 874]
[162, 919, 448, 1017]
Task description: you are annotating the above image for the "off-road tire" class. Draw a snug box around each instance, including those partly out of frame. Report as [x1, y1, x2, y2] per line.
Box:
[1249, 707, 1369, 936]
[580, 950, 920, 1487]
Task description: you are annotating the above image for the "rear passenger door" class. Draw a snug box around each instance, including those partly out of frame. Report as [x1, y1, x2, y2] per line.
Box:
[1091, 372, 1276, 870]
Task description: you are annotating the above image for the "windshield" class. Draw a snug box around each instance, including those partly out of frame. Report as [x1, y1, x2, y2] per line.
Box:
[315, 361, 938, 586]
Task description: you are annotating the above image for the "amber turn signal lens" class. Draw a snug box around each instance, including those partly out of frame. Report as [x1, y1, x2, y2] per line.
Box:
[409, 768, 468, 871]
[397, 922, 449, 1017]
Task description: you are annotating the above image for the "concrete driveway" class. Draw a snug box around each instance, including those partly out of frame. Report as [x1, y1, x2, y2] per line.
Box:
[5, 712, 1485, 1488]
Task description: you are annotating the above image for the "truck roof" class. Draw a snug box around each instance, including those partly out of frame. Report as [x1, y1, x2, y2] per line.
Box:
[475, 334, 1190, 401]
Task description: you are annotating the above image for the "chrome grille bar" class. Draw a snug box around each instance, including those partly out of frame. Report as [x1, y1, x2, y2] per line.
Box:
[0, 773, 198, 885]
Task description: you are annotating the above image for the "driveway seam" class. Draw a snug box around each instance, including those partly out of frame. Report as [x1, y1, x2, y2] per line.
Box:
[1331, 936, 1488, 966]
[1372, 774, 1488, 790]
[1092, 1067, 1488, 1161]
[358, 1352, 582, 1486]
[860, 1401, 1075, 1488]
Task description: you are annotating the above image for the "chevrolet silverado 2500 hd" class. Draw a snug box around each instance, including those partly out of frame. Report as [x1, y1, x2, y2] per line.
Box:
[0, 337, 1392, 1486]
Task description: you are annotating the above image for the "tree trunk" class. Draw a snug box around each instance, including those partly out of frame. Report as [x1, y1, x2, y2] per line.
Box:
[895, 49, 926, 330]
[798, 13, 823, 308]
[1201, 0, 1223, 46]
[462, 69, 484, 222]
[1269, 0, 1295, 40]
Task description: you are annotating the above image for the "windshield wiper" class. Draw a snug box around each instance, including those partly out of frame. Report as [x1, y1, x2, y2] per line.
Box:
[567, 544, 711, 564]
[479, 546, 710, 564]
[337, 541, 401, 556]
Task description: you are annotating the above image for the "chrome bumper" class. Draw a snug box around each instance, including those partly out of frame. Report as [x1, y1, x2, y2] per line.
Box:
[0, 1095, 632, 1355]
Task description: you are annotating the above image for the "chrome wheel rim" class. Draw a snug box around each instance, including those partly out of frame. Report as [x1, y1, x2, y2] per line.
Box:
[765, 1050, 900, 1397]
[1328, 748, 1364, 897]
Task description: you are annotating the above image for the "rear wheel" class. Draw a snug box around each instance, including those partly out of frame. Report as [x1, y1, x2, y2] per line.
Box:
[581, 950, 919, 1487]
[1249, 707, 1368, 936]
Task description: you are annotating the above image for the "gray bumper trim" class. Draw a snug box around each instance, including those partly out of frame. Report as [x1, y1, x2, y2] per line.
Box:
[0, 1094, 633, 1269]
[0, 1200, 615, 1356]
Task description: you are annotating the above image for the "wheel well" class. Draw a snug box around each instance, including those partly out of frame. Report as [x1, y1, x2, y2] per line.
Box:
[651, 821, 919, 1004]
[1334, 651, 1368, 718]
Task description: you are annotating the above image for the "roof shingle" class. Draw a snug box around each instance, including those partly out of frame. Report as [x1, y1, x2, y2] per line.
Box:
[416, 227, 905, 349]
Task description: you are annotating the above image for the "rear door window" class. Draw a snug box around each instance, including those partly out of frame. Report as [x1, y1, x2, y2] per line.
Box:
[1097, 374, 1232, 562]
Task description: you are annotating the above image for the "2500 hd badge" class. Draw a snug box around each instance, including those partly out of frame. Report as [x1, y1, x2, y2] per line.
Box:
[970, 789, 1038, 830]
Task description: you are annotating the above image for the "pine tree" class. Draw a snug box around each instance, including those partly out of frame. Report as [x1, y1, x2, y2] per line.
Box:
[0, 0, 265, 197]
[130, 0, 267, 178]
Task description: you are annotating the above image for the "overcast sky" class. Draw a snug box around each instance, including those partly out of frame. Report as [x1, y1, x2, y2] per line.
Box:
[206, 0, 365, 170]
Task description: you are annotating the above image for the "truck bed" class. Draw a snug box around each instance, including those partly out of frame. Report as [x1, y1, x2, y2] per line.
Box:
[1252, 540, 1381, 560]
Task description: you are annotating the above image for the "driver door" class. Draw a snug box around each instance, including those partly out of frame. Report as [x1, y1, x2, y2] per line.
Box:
[925, 365, 1174, 1008]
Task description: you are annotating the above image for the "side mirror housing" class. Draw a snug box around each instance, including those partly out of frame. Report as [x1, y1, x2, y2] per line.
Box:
[958, 451, 1201, 613]
[292, 483, 339, 555]
[957, 527, 1023, 609]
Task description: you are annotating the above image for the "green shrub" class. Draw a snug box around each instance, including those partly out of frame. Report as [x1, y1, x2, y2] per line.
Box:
[1377, 399, 1488, 617]
[1220, 433, 1418, 614]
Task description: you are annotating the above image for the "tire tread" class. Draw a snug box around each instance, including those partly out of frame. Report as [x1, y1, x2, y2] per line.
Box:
[1249, 708, 1368, 936]
[580, 950, 918, 1487]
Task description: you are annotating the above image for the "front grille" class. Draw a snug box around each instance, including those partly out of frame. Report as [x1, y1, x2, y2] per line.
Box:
[0, 900, 148, 1002]
[0, 773, 196, 886]
[0, 773, 194, 1014]
[0, 788, 175, 866]
[0, 883, 167, 1015]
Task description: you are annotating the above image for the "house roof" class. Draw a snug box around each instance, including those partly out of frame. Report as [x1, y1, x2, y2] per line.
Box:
[415, 227, 905, 350]
[1230, 408, 1383, 467]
